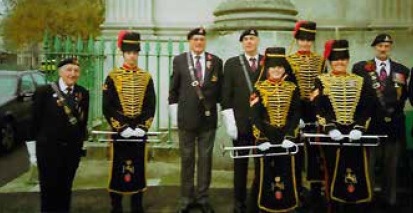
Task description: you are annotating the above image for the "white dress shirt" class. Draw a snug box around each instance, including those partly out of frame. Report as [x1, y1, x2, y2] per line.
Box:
[191, 51, 206, 81]
[245, 53, 259, 68]
[59, 78, 73, 95]
[375, 57, 390, 76]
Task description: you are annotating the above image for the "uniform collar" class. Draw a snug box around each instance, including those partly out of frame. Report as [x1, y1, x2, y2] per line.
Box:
[331, 70, 348, 76]
[297, 50, 311, 56]
[122, 63, 138, 71]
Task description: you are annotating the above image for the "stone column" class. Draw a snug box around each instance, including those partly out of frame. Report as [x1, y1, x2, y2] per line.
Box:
[212, 0, 298, 31]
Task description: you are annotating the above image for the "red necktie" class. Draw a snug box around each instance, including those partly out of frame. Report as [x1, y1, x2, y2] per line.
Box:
[250, 58, 257, 72]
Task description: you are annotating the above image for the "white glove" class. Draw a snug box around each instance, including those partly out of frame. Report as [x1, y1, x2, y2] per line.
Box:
[25, 141, 37, 166]
[299, 119, 306, 129]
[258, 142, 272, 151]
[120, 127, 134, 138]
[169, 104, 178, 127]
[281, 139, 296, 149]
[349, 129, 362, 141]
[133, 128, 146, 137]
[221, 109, 238, 140]
[329, 129, 343, 141]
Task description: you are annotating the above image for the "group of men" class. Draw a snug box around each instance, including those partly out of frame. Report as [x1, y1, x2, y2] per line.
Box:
[29, 19, 412, 213]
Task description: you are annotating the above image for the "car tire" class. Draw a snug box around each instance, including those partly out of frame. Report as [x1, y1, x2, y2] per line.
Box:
[0, 122, 16, 153]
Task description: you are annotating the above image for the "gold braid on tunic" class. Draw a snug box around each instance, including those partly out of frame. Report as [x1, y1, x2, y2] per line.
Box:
[253, 80, 296, 140]
[287, 52, 324, 100]
[109, 67, 151, 118]
[319, 73, 363, 125]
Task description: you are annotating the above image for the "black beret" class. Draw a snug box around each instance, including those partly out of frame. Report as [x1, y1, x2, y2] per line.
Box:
[371, 33, 393, 46]
[58, 57, 79, 68]
[187, 27, 206, 40]
[118, 30, 141, 52]
[239, 29, 259, 42]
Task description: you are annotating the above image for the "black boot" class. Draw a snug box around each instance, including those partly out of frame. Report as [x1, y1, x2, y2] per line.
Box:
[110, 192, 123, 213]
[131, 193, 144, 213]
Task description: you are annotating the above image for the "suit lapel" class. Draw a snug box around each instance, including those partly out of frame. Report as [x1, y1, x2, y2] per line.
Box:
[242, 55, 253, 72]
[203, 52, 214, 85]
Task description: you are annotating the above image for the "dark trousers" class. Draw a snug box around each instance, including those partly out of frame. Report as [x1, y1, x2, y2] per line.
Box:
[233, 133, 254, 210]
[37, 142, 81, 213]
[110, 192, 144, 213]
[178, 128, 216, 206]
[329, 202, 368, 213]
[370, 137, 401, 205]
[250, 158, 260, 213]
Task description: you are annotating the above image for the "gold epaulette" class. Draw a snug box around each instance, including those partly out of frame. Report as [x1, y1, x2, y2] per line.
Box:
[287, 52, 324, 100]
[109, 67, 151, 118]
[319, 73, 363, 125]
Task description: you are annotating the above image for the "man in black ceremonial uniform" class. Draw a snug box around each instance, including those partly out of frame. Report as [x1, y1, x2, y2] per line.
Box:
[221, 29, 263, 213]
[352, 34, 410, 210]
[287, 21, 326, 208]
[169, 27, 223, 213]
[31, 57, 89, 213]
[103, 30, 156, 213]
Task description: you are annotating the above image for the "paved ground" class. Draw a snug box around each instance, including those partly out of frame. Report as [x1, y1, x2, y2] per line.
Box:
[0, 140, 412, 213]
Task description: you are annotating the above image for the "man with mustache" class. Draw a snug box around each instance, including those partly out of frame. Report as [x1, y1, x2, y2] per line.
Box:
[352, 34, 410, 211]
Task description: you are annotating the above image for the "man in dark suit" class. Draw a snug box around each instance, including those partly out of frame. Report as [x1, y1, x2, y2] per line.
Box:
[221, 29, 263, 213]
[352, 34, 410, 209]
[169, 27, 223, 213]
[30, 57, 89, 213]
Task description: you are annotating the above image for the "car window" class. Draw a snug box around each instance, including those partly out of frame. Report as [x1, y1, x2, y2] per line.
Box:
[32, 73, 47, 86]
[20, 75, 35, 93]
[0, 76, 18, 96]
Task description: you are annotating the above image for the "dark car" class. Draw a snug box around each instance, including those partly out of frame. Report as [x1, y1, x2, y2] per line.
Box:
[0, 70, 47, 153]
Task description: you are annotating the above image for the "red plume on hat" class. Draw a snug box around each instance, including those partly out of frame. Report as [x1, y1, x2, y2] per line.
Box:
[117, 30, 128, 48]
[324, 40, 335, 60]
[294, 20, 308, 37]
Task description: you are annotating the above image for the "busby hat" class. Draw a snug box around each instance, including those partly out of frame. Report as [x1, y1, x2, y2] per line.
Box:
[371, 33, 393, 46]
[294, 21, 317, 41]
[117, 30, 141, 52]
[239, 29, 259, 41]
[58, 57, 79, 68]
[324, 40, 350, 61]
[187, 27, 206, 40]
[263, 47, 289, 68]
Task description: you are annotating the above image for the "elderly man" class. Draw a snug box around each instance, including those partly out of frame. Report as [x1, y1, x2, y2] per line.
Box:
[169, 27, 223, 213]
[30, 57, 89, 213]
[352, 34, 410, 210]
